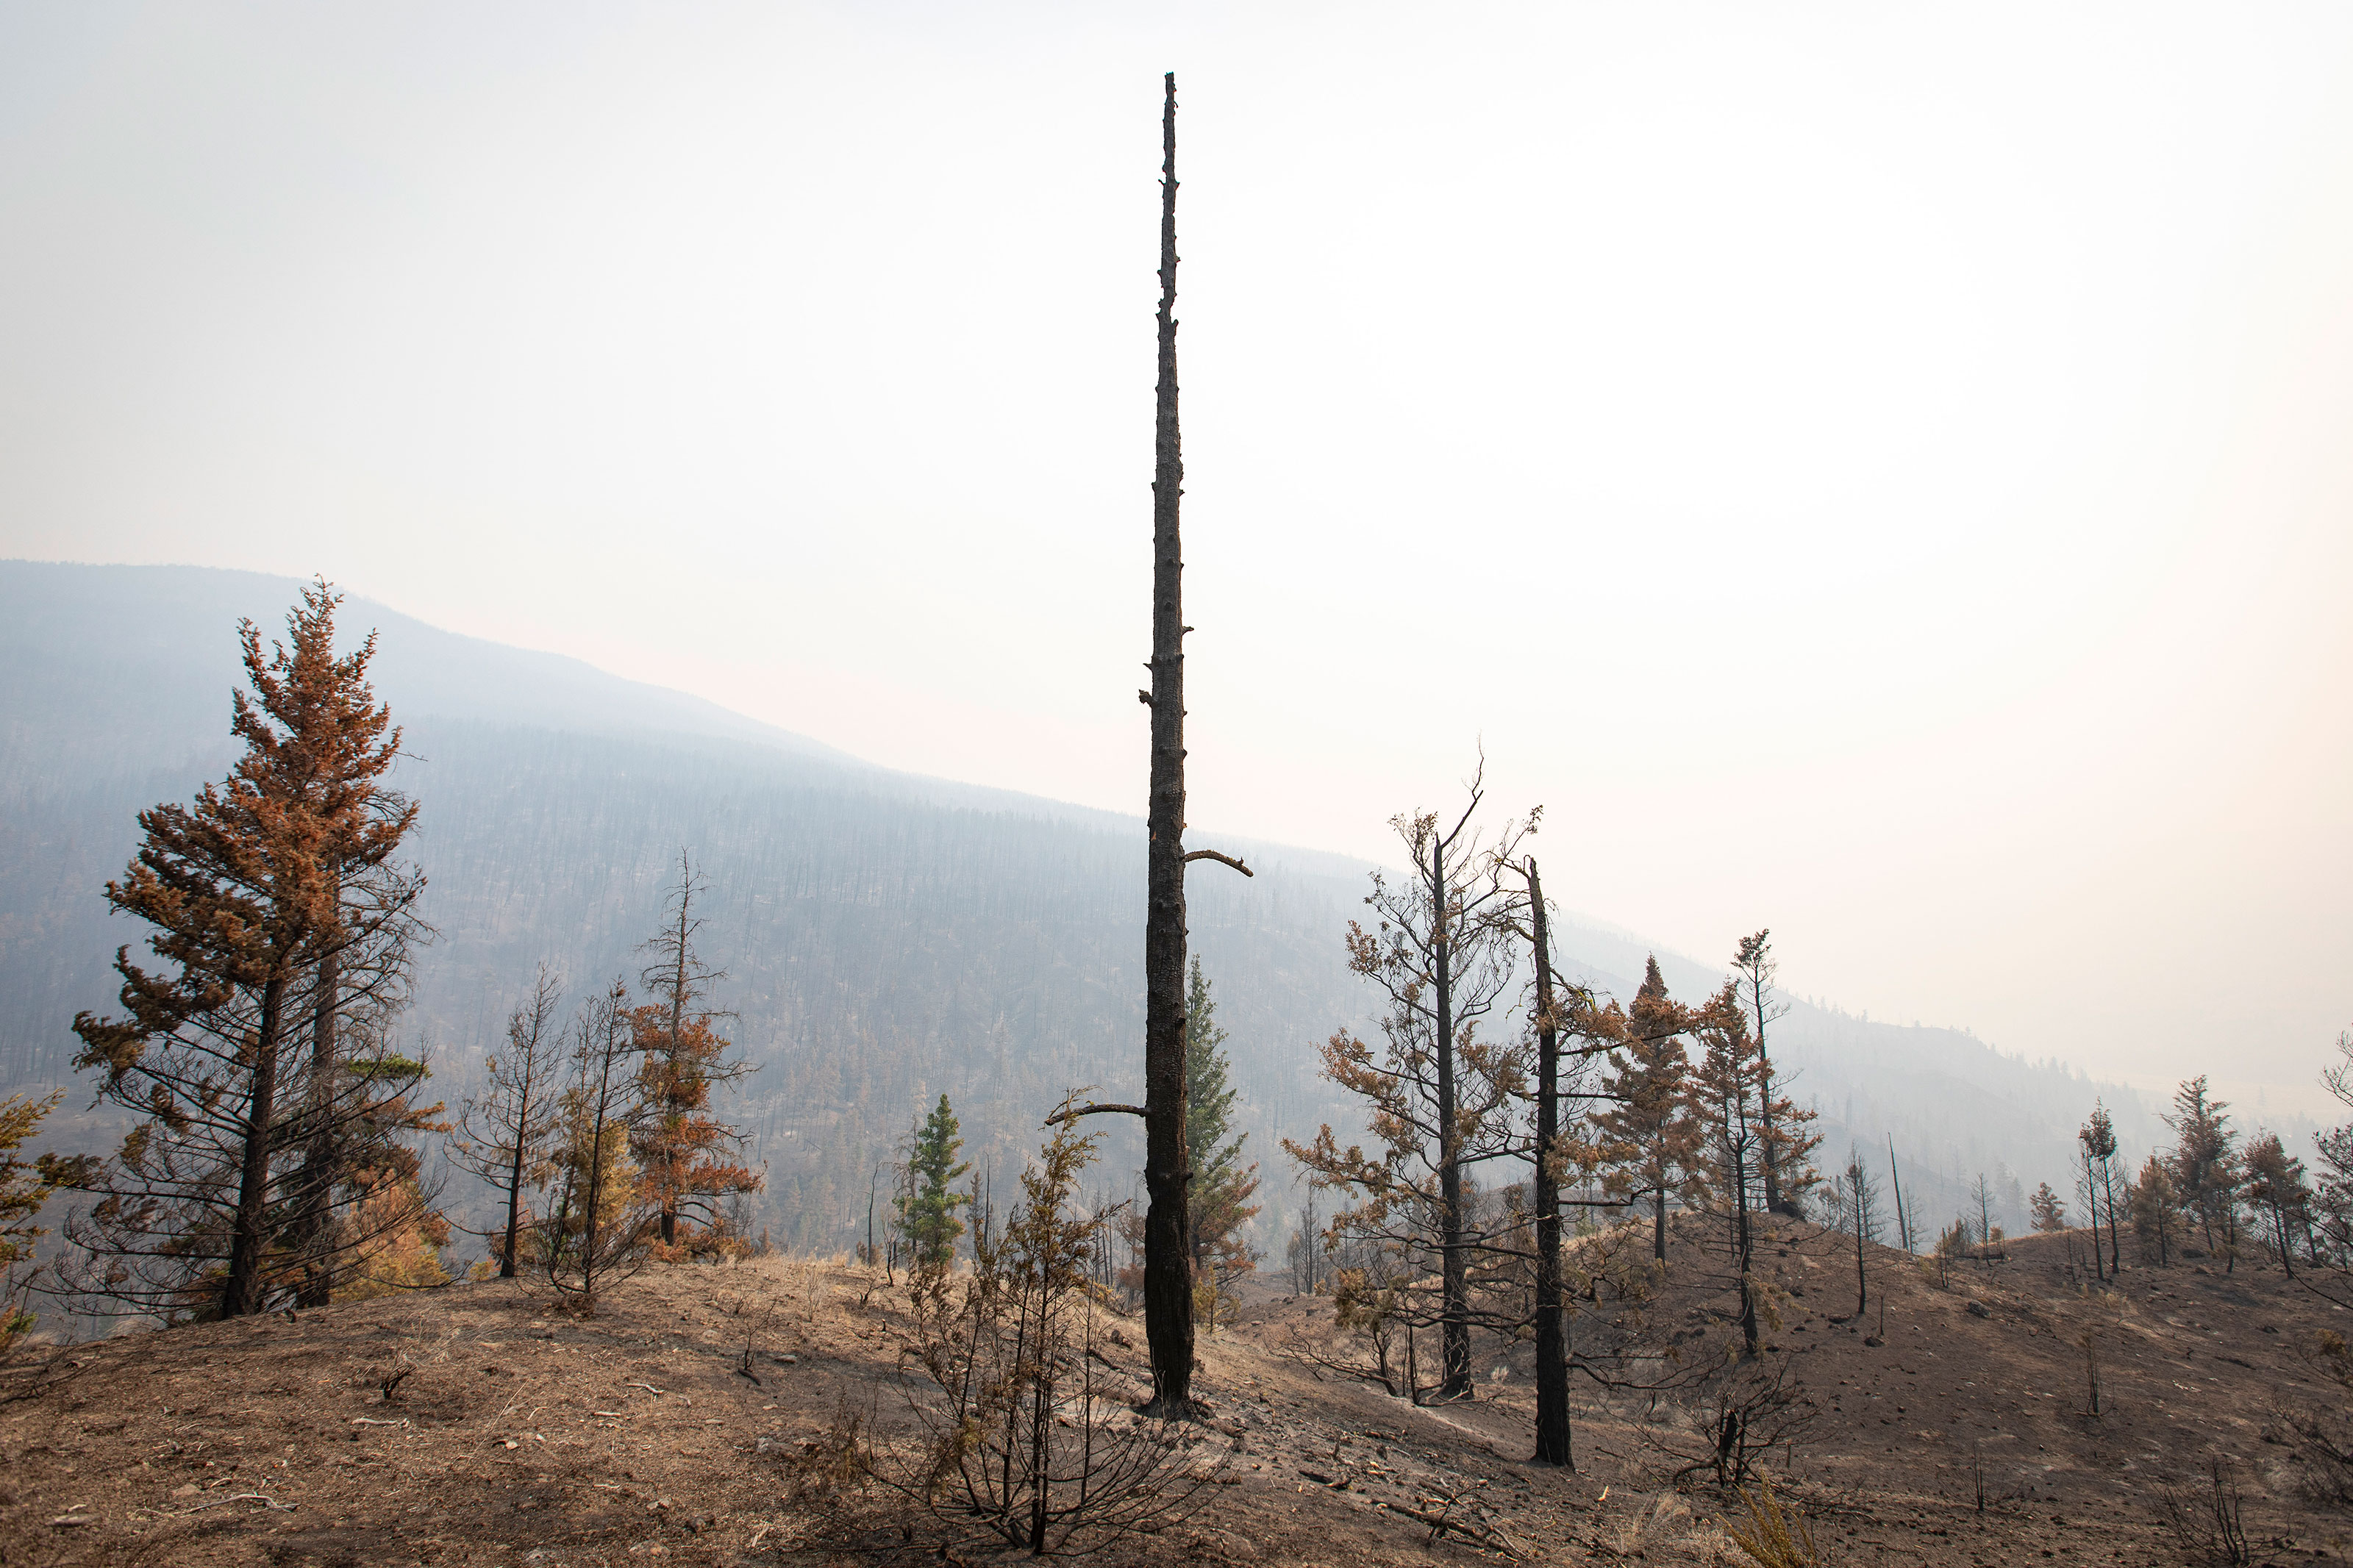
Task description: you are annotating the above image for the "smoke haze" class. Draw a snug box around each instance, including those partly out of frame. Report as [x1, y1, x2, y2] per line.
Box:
[3, 4, 2350, 1109]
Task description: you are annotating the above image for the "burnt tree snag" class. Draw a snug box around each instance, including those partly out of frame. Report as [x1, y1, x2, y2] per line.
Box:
[1143, 71, 1208, 1417]
[1524, 857, 1572, 1466]
[1067, 68, 1245, 1420]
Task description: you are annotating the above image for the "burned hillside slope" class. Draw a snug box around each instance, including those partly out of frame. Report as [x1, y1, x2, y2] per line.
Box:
[2, 1226, 2349, 1566]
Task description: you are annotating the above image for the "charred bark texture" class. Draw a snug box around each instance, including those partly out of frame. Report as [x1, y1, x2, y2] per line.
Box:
[293, 944, 340, 1308]
[224, 974, 288, 1317]
[1429, 833, 1471, 1401]
[1142, 71, 1196, 1415]
[1527, 860, 1571, 1466]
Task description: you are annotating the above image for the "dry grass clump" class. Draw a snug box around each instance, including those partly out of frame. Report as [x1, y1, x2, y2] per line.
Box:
[1721, 1478, 1822, 1568]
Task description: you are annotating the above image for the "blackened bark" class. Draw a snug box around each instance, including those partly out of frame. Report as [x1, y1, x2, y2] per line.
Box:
[1527, 860, 1570, 1465]
[1141, 71, 1196, 1415]
[661, 881, 690, 1249]
[1429, 835, 1471, 1401]
[501, 1123, 528, 1277]
[293, 945, 340, 1308]
[1854, 1186, 1868, 1317]
[1754, 981, 1782, 1218]
[224, 973, 288, 1317]
[2097, 1188, 2111, 1278]
[1735, 1135, 1760, 1357]
[2101, 1162, 2124, 1279]
[1887, 1135, 1910, 1253]
[499, 1032, 541, 1278]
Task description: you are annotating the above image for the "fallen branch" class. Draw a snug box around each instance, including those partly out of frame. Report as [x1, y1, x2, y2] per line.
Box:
[175, 1492, 296, 1514]
[1270, 1328, 1399, 1397]
[0, 1351, 89, 1406]
[1382, 1500, 1521, 1558]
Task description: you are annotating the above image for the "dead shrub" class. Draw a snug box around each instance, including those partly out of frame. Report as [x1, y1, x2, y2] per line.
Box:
[2158, 1458, 2252, 1567]
[876, 1104, 1224, 1555]
[1286, 1260, 1405, 1395]
[726, 1292, 780, 1384]
[376, 1354, 415, 1404]
[1647, 1356, 1818, 1490]
[2278, 1403, 2353, 1511]
[782, 1397, 874, 1506]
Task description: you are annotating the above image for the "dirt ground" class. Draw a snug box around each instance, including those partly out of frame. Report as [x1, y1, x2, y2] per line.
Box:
[1, 1223, 2349, 1567]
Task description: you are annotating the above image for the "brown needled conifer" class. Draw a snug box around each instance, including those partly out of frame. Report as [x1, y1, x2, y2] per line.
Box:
[629, 853, 760, 1256]
[1589, 957, 1700, 1263]
[54, 581, 433, 1320]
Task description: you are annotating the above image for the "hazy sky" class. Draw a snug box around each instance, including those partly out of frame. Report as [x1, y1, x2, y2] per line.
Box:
[5, 3, 2352, 1111]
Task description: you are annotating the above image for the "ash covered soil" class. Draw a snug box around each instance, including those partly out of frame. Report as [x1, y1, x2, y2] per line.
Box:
[2, 1224, 2349, 1567]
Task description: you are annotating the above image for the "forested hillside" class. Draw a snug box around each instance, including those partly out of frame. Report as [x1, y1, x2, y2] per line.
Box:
[0, 562, 2161, 1256]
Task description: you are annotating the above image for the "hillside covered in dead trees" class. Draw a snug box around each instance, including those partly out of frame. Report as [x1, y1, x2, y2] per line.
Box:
[0, 561, 2170, 1263]
[3, 545, 2352, 1568]
[3, 42, 2350, 1568]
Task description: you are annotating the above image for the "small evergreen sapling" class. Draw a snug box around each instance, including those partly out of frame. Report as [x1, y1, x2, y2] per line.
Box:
[899, 1094, 971, 1272]
[2029, 1181, 2067, 1234]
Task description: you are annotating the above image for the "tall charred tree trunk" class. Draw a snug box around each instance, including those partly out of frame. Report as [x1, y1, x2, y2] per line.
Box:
[224, 974, 288, 1318]
[1527, 860, 1571, 1465]
[501, 1118, 529, 1277]
[293, 943, 340, 1307]
[1429, 837, 1471, 1401]
[1732, 1098, 1760, 1358]
[2103, 1166, 2124, 1279]
[1735, 1165, 1760, 1356]
[1141, 71, 1196, 1416]
[1888, 1135, 1912, 1253]
[1853, 1184, 1868, 1317]
[662, 908, 688, 1248]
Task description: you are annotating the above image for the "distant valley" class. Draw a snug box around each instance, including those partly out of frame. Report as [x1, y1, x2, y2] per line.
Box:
[0, 561, 2168, 1255]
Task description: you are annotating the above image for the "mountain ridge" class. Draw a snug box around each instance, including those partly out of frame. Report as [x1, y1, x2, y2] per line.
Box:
[0, 561, 2171, 1250]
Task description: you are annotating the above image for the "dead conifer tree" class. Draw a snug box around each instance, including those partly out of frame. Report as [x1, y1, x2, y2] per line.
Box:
[2, 1092, 67, 1347]
[49, 582, 438, 1320]
[1888, 1135, 1915, 1253]
[1843, 1148, 1883, 1317]
[451, 965, 566, 1277]
[1588, 959, 1699, 1262]
[543, 982, 656, 1310]
[1522, 857, 1571, 1464]
[1730, 931, 1796, 1215]
[1971, 1171, 2001, 1261]
[1136, 65, 1199, 1419]
[1493, 850, 1617, 1465]
[1287, 768, 1529, 1403]
[1052, 72, 1251, 1415]
[1688, 984, 1774, 1358]
[630, 853, 760, 1253]
[2078, 1103, 2124, 1280]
